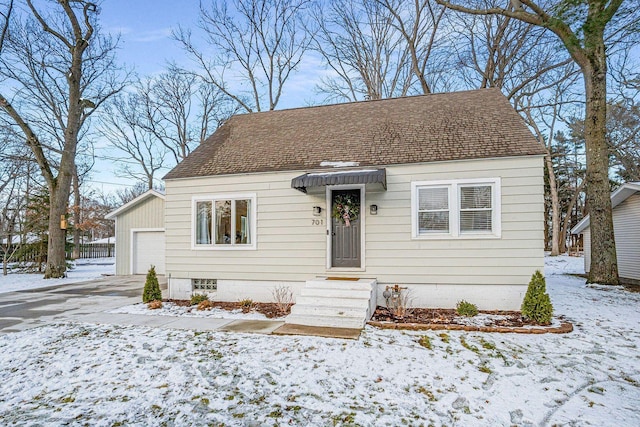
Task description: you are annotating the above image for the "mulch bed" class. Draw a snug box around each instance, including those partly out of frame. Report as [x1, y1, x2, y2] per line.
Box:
[369, 306, 573, 334]
[164, 299, 290, 318]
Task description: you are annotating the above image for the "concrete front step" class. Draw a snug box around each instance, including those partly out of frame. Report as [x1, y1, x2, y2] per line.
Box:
[289, 304, 368, 319]
[285, 277, 377, 330]
[305, 279, 376, 291]
[299, 288, 372, 300]
[285, 314, 366, 329]
[295, 295, 370, 308]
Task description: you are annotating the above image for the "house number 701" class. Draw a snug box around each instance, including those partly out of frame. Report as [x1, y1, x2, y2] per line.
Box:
[312, 219, 324, 225]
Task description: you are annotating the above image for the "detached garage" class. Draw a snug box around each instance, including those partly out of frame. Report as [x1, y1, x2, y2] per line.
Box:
[572, 182, 640, 285]
[105, 189, 166, 275]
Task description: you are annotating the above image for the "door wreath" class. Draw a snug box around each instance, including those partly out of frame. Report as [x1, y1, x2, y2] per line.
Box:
[332, 193, 360, 227]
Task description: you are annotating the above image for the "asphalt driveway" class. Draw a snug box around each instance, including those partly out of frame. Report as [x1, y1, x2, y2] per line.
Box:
[0, 275, 166, 334]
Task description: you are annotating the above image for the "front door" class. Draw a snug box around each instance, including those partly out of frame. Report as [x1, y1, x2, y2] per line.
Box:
[331, 189, 361, 268]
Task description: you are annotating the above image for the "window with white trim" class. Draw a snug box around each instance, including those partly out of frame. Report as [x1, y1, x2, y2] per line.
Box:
[193, 194, 256, 249]
[411, 179, 500, 238]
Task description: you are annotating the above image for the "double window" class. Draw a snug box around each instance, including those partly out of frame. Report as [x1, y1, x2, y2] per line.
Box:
[411, 179, 500, 238]
[193, 194, 256, 249]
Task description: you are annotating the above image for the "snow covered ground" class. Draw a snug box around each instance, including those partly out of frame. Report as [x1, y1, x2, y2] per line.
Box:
[110, 301, 277, 320]
[0, 258, 115, 294]
[0, 255, 638, 426]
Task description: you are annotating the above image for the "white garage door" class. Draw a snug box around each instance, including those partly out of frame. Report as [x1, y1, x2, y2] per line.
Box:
[133, 231, 165, 275]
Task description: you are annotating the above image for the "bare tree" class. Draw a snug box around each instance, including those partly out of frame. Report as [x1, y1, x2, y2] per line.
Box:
[175, 0, 311, 112]
[140, 66, 232, 164]
[101, 67, 231, 189]
[310, 0, 413, 102]
[0, 0, 12, 53]
[377, 0, 450, 94]
[100, 89, 169, 189]
[606, 101, 640, 182]
[437, 0, 638, 285]
[0, 0, 125, 278]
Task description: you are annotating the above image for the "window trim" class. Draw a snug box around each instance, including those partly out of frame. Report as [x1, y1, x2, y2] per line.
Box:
[191, 193, 257, 250]
[411, 178, 501, 239]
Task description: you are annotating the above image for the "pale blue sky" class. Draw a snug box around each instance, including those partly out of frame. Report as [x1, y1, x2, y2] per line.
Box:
[90, 1, 323, 193]
[99, 0, 200, 76]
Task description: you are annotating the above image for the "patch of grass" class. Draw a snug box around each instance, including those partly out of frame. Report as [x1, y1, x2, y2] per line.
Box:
[438, 332, 450, 343]
[460, 336, 479, 353]
[209, 349, 223, 360]
[479, 338, 496, 350]
[478, 365, 492, 374]
[60, 395, 75, 403]
[267, 408, 283, 418]
[416, 386, 437, 401]
[332, 412, 356, 425]
[418, 336, 432, 350]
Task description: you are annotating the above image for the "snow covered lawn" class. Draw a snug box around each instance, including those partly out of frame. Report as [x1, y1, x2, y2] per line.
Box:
[0, 255, 638, 426]
[0, 258, 115, 294]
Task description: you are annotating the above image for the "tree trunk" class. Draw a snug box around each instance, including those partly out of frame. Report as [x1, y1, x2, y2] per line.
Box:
[72, 168, 80, 259]
[559, 181, 584, 254]
[583, 36, 618, 285]
[44, 180, 72, 278]
[545, 153, 560, 256]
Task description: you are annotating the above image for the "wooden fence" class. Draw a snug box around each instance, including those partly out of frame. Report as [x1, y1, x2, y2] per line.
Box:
[67, 243, 115, 259]
[3, 242, 115, 264]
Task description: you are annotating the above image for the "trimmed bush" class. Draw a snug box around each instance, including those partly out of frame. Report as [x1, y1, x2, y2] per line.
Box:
[238, 298, 254, 312]
[191, 293, 209, 305]
[456, 300, 479, 317]
[142, 266, 162, 303]
[147, 300, 163, 310]
[197, 300, 214, 311]
[521, 270, 553, 325]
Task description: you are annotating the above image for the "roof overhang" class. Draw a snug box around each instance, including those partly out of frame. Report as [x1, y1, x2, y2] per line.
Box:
[291, 168, 387, 193]
[571, 182, 640, 234]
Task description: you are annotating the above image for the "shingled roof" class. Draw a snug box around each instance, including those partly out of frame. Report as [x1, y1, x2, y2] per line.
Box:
[164, 88, 544, 180]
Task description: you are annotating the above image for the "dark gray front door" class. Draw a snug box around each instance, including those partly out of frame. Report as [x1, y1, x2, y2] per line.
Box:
[331, 189, 361, 268]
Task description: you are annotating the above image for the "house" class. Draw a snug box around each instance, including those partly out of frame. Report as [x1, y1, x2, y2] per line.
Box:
[159, 88, 545, 328]
[571, 182, 640, 285]
[105, 189, 165, 275]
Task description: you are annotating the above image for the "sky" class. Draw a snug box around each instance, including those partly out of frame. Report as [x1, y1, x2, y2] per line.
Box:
[87, 0, 322, 195]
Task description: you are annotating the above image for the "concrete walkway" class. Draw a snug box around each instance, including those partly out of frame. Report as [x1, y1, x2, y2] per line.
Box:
[0, 274, 360, 338]
[0, 275, 284, 335]
[68, 312, 285, 334]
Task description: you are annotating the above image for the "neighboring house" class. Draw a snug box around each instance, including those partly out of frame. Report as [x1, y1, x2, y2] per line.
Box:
[161, 88, 545, 327]
[571, 182, 640, 285]
[105, 190, 165, 275]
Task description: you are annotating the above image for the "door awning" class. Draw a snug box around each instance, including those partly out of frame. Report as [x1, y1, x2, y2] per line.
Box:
[291, 168, 386, 193]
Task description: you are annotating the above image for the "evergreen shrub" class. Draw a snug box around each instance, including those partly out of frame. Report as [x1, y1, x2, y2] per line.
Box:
[456, 300, 479, 317]
[521, 270, 553, 325]
[190, 293, 209, 305]
[142, 265, 162, 303]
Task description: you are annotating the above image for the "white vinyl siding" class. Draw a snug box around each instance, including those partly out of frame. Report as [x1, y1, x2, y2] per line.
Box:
[583, 228, 591, 274]
[614, 194, 640, 281]
[411, 178, 501, 239]
[583, 193, 640, 282]
[165, 156, 543, 287]
[114, 196, 165, 275]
